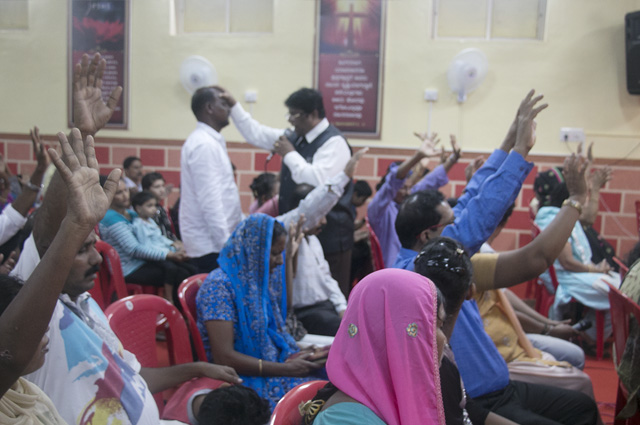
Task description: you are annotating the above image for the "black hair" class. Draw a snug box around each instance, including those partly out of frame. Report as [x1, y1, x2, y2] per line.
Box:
[547, 182, 570, 208]
[197, 385, 271, 425]
[141, 172, 164, 191]
[447, 197, 458, 208]
[0, 275, 24, 316]
[533, 167, 565, 207]
[290, 183, 315, 210]
[123, 156, 141, 170]
[284, 88, 326, 118]
[395, 190, 445, 249]
[249, 173, 277, 200]
[272, 220, 286, 242]
[375, 161, 403, 191]
[414, 237, 473, 317]
[131, 191, 156, 209]
[353, 180, 372, 199]
[191, 86, 217, 118]
[498, 203, 516, 228]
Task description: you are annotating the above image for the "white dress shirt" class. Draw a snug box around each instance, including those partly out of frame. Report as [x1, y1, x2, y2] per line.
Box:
[229, 103, 351, 187]
[180, 122, 243, 257]
[276, 171, 350, 313]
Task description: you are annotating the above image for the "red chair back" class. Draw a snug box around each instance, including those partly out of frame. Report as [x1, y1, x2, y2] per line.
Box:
[178, 274, 209, 361]
[104, 294, 193, 412]
[607, 282, 640, 425]
[269, 380, 328, 425]
[366, 220, 385, 271]
[89, 241, 131, 310]
[635, 200, 640, 237]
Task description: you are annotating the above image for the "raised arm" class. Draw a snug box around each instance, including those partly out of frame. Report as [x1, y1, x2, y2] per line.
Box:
[8, 126, 49, 218]
[33, 53, 122, 256]
[0, 129, 120, 396]
[580, 166, 611, 227]
[491, 154, 588, 289]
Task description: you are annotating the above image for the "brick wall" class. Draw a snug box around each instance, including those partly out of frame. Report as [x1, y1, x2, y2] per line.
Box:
[3, 132, 639, 259]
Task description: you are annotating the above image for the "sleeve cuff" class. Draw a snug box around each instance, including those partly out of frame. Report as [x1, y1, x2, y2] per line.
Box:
[3, 204, 28, 226]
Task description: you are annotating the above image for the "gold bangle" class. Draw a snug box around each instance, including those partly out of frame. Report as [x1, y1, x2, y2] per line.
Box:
[258, 358, 263, 376]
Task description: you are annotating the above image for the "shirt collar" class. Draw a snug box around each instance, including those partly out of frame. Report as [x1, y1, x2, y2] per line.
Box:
[304, 118, 329, 143]
[196, 121, 225, 143]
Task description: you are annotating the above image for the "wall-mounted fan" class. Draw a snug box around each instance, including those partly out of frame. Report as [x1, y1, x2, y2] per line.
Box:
[180, 56, 217, 94]
[447, 48, 488, 103]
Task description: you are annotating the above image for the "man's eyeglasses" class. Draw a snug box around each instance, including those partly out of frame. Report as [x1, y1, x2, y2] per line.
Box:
[285, 112, 306, 121]
[428, 216, 455, 231]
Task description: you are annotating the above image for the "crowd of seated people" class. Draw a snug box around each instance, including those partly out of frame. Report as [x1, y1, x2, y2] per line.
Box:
[2, 50, 639, 425]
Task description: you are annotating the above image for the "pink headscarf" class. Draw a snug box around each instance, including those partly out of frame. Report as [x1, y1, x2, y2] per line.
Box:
[326, 268, 445, 425]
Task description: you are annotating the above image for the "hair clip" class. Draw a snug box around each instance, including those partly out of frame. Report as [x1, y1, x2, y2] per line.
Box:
[456, 248, 465, 256]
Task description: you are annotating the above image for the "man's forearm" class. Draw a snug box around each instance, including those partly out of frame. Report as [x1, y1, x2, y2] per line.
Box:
[33, 172, 67, 257]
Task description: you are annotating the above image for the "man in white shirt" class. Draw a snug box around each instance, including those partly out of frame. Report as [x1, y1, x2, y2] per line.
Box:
[180, 87, 239, 273]
[220, 87, 355, 296]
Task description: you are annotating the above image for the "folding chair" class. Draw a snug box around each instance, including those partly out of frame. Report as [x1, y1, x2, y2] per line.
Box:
[105, 294, 193, 413]
[178, 274, 209, 361]
[269, 380, 328, 425]
[607, 282, 640, 425]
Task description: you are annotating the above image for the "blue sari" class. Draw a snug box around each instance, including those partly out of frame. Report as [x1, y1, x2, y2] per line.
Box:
[196, 214, 310, 408]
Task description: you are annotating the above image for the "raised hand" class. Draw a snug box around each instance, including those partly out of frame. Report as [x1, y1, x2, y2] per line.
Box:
[214, 85, 237, 108]
[465, 156, 485, 183]
[48, 128, 121, 231]
[273, 136, 295, 157]
[514, 89, 548, 157]
[344, 147, 368, 178]
[563, 154, 588, 205]
[29, 126, 50, 174]
[73, 53, 123, 137]
[287, 214, 305, 261]
[414, 132, 441, 158]
[590, 167, 612, 191]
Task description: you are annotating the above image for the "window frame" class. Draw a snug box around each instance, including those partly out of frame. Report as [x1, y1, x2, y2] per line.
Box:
[173, 0, 274, 35]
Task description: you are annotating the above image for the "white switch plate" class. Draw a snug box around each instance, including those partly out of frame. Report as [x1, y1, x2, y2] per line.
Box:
[559, 127, 585, 143]
[424, 89, 438, 101]
[244, 90, 258, 103]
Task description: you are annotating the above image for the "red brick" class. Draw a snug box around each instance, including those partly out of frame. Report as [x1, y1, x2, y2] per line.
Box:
[7, 163, 17, 175]
[7, 142, 31, 161]
[602, 215, 637, 238]
[161, 170, 180, 187]
[355, 156, 375, 177]
[167, 148, 181, 168]
[608, 169, 640, 191]
[140, 148, 165, 168]
[447, 162, 468, 182]
[618, 238, 638, 258]
[112, 147, 138, 167]
[505, 210, 531, 231]
[523, 165, 539, 185]
[19, 163, 35, 176]
[239, 172, 259, 192]
[99, 167, 113, 177]
[452, 183, 464, 198]
[240, 194, 253, 215]
[622, 193, 640, 215]
[592, 215, 602, 233]
[518, 232, 533, 248]
[599, 192, 621, 213]
[520, 187, 536, 209]
[228, 151, 252, 171]
[94, 146, 110, 165]
[254, 152, 282, 172]
[0, 142, 6, 158]
[377, 158, 403, 177]
[492, 230, 517, 251]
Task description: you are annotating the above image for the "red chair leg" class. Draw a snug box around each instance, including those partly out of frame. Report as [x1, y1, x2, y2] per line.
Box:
[596, 310, 605, 360]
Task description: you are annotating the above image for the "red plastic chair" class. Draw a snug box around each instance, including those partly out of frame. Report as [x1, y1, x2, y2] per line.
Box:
[531, 223, 607, 359]
[89, 240, 139, 310]
[104, 294, 193, 413]
[269, 380, 328, 425]
[177, 274, 209, 362]
[607, 282, 640, 425]
[366, 219, 384, 271]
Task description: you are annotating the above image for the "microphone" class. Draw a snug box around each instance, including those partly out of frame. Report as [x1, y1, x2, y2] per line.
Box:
[267, 128, 296, 162]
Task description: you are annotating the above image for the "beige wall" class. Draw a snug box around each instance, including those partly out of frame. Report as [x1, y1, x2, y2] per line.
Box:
[2, 0, 640, 158]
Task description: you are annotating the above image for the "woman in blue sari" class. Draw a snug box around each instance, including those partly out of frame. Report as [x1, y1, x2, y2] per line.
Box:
[196, 214, 320, 408]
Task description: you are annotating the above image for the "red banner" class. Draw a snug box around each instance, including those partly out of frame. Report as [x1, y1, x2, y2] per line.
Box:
[69, 0, 128, 129]
[315, 0, 385, 138]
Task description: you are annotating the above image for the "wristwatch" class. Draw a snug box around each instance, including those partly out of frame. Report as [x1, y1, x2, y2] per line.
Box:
[562, 198, 582, 215]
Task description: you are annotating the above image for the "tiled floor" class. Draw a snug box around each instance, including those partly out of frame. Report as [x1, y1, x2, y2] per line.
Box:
[584, 355, 618, 424]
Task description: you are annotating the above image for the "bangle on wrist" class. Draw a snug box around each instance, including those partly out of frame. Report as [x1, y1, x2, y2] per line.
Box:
[25, 181, 43, 192]
[542, 323, 553, 335]
[562, 198, 583, 215]
[258, 358, 263, 376]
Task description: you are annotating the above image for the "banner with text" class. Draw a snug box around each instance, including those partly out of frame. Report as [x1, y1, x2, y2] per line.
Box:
[69, 0, 128, 128]
[315, 0, 385, 138]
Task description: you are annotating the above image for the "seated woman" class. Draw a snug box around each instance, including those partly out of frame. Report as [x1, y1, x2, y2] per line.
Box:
[196, 214, 321, 409]
[248, 172, 279, 217]
[99, 179, 190, 302]
[302, 268, 447, 425]
[534, 175, 620, 340]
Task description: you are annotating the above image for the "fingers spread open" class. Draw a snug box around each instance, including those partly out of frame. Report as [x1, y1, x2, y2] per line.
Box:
[69, 128, 87, 167]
